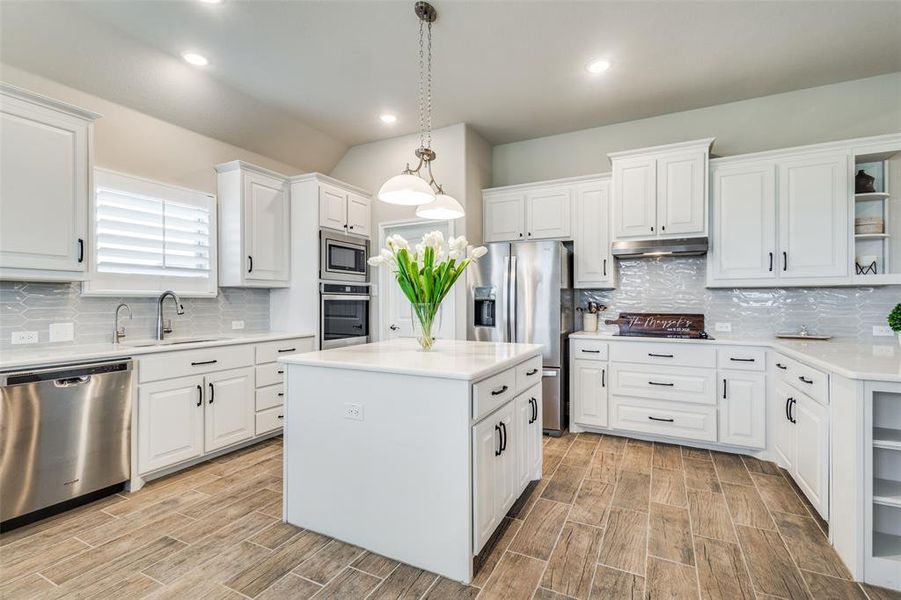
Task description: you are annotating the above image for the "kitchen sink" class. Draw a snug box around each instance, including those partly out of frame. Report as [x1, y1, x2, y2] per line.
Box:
[120, 336, 228, 348]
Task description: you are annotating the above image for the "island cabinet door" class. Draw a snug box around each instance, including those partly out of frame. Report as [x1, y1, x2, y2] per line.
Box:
[515, 386, 543, 490]
[472, 402, 518, 554]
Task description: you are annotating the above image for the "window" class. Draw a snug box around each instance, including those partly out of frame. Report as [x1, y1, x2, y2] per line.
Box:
[83, 169, 218, 296]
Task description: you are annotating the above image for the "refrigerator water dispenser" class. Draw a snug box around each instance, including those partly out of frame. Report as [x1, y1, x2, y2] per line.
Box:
[473, 287, 496, 327]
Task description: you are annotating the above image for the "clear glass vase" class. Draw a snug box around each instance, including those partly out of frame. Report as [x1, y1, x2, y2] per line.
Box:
[411, 303, 442, 351]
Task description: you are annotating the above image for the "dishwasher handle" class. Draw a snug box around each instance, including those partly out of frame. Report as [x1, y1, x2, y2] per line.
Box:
[54, 376, 91, 387]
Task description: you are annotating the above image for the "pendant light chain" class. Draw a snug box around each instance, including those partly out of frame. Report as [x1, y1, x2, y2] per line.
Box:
[426, 18, 432, 151]
[417, 17, 425, 151]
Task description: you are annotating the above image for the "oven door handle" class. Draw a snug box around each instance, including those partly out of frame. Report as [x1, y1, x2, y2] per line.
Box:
[321, 295, 371, 301]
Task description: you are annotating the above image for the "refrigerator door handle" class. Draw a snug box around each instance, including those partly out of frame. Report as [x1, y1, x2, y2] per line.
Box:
[502, 255, 510, 342]
[509, 255, 517, 343]
[542, 370, 558, 377]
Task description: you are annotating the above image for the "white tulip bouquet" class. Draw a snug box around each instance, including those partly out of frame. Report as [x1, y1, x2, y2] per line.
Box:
[369, 231, 487, 350]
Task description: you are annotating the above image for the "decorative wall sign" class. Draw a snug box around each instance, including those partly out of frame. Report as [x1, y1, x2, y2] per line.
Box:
[604, 312, 706, 338]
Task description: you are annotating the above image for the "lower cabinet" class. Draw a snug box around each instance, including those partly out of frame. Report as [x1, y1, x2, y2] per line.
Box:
[718, 370, 766, 448]
[137, 375, 206, 474]
[204, 367, 255, 452]
[516, 386, 543, 490]
[572, 359, 608, 427]
[472, 402, 517, 552]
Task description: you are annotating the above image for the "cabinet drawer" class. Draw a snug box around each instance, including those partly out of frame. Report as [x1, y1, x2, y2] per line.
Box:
[610, 363, 716, 405]
[610, 342, 715, 368]
[473, 368, 516, 421]
[717, 347, 766, 371]
[255, 405, 284, 435]
[256, 363, 285, 388]
[256, 337, 315, 364]
[139, 345, 255, 383]
[610, 395, 717, 442]
[571, 339, 608, 360]
[515, 356, 543, 394]
[256, 384, 284, 411]
[774, 354, 828, 405]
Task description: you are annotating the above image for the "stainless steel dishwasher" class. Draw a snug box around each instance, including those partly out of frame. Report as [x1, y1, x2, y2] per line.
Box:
[0, 359, 133, 526]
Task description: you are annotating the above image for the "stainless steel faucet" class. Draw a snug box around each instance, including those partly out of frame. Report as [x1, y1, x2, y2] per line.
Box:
[156, 291, 185, 341]
[114, 303, 132, 344]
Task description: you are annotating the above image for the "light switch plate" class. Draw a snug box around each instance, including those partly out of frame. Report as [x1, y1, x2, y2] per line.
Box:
[49, 322, 75, 342]
[11, 331, 38, 345]
[873, 325, 894, 337]
[231, 320, 245, 330]
[715, 322, 732, 332]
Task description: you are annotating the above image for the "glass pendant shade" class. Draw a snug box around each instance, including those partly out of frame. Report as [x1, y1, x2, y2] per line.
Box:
[377, 173, 436, 206]
[415, 193, 464, 219]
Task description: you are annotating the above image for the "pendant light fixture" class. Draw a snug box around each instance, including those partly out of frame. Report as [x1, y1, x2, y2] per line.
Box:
[377, 2, 464, 219]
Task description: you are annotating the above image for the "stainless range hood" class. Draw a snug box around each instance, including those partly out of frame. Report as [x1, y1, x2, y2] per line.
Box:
[611, 237, 708, 259]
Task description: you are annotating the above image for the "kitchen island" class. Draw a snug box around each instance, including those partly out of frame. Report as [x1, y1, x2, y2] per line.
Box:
[279, 339, 544, 583]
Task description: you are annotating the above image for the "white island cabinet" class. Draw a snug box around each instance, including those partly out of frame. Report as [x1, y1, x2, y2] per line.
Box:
[280, 339, 543, 584]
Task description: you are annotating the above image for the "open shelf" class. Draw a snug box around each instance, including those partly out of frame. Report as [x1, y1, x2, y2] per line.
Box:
[874, 478, 901, 508]
[874, 427, 901, 451]
[856, 192, 891, 202]
[874, 531, 901, 562]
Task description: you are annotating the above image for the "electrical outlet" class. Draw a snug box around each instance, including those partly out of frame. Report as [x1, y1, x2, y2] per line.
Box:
[231, 320, 245, 330]
[11, 331, 38, 345]
[873, 345, 896, 357]
[343, 403, 364, 421]
[873, 325, 894, 337]
[49, 322, 75, 342]
[715, 322, 732, 333]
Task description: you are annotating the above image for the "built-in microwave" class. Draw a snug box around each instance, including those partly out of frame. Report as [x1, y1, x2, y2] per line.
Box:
[320, 229, 369, 283]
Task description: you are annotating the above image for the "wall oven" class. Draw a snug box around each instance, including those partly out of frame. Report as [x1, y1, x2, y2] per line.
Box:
[321, 283, 370, 349]
[320, 229, 369, 283]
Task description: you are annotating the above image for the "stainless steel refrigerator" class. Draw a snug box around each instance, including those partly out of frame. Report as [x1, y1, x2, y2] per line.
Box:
[467, 241, 573, 436]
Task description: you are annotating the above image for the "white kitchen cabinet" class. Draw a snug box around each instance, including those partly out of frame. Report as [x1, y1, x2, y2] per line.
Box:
[718, 370, 766, 448]
[216, 161, 290, 287]
[610, 139, 713, 241]
[204, 367, 255, 452]
[778, 153, 848, 279]
[138, 375, 205, 474]
[472, 401, 517, 553]
[483, 192, 526, 242]
[709, 162, 778, 281]
[516, 386, 542, 490]
[572, 359, 608, 427]
[793, 392, 829, 517]
[772, 381, 796, 470]
[525, 187, 571, 239]
[574, 179, 614, 288]
[319, 183, 372, 236]
[0, 84, 99, 281]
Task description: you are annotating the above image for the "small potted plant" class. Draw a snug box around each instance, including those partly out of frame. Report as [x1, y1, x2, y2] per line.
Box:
[889, 303, 901, 347]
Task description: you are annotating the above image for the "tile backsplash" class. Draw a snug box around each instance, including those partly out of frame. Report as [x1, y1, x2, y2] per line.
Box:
[0, 282, 269, 351]
[577, 257, 900, 342]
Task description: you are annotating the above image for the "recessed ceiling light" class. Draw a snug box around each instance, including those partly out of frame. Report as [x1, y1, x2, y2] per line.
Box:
[379, 114, 398, 124]
[182, 52, 209, 67]
[586, 59, 611, 74]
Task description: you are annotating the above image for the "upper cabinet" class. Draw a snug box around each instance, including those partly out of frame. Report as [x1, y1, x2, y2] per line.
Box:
[610, 138, 713, 241]
[0, 84, 100, 282]
[483, 183, 572, 242]
[574, 178, 614, 289]
[319, 182, 371, 237]
[216, 161, 290, 287]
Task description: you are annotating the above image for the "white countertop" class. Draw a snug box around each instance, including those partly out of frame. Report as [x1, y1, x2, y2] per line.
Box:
[279, 338, 543, 381]
[0, 331, 316, 372]
[570, 331, 901, 382]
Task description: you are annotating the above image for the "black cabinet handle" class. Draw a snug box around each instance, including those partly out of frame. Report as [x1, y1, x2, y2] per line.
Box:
[785, 397, 792, 422]
[648, 416, 674, 423]
[789, 398, 797, 423]
[277, 415, 284, 420]
[248, 255, 253, 273]
[648, 353, 674, 358]
[798, 376, 813, 385]
[648, 381, 674, 387]
[490, 385, 508, 396]
[519, 233, 523, 238]
[278, 348, 296, 353]
[723, 378, 727, 399]
[768, 252, 773, 272]
[277, 370, 284, 374]
[495, 424, 502, 456]
[730, 357, 755, 362]
[277, 392, 284, 397]
[776, 363, 788, 370]
[651, 226, 655, 232]
[782, 251, 787, 271]
[581, 349, 601, 354]
[601, 368, 605, 388]
[208, 382, 215, 404]
[603, 259, 607, 276]
[526, 368, 538, 376]
[532, 398, 538, 423]
[500, 422, 507, 453]
[348, 225, 354, 230]
[191, 360, 218, 366]
[196, 384, 202, 407]
[77, 238, 85, 263]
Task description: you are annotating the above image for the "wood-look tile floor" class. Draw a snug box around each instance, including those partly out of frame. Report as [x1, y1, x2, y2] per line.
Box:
[2, 433, 899, 600]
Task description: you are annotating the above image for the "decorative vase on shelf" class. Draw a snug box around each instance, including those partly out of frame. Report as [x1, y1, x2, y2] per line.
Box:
[411, 303, 442, 351]
[855, 169, 876, 194]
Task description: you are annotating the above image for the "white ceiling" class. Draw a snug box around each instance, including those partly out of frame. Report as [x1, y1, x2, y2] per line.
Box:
[2, 1, 899, 172]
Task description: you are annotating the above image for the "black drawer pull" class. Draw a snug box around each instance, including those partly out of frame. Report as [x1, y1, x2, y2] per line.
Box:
[526, 368, 538, 376]
[490, 385, 508, 396]
[278, 348, 296, 353]
[648, 381, 674, 387]
[729, 357, 755, 362]
[581, 349, 601, 354]
[648, 353, 674, 358]
[776, 363, 788, 370]
[277, 392, 284, 397]
[191, 360, 218, 366]
[648, 416, 675, 423]
[277, 415, 284, 420]
[277, 370, 284, 374]
[798, 376, 813, 384]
